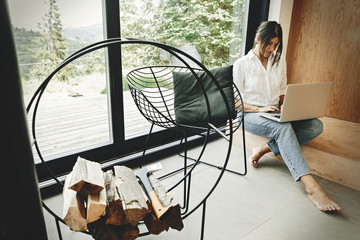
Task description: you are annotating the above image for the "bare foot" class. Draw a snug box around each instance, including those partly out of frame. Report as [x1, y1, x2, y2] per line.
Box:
[249, 145, 271, 168]
[301, 174, 342, 212]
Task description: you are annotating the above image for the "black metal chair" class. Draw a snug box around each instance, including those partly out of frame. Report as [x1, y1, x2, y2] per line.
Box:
[125, 65, 246, 171]
[27, 38, 247, 240]
[125, 64, 247, 219]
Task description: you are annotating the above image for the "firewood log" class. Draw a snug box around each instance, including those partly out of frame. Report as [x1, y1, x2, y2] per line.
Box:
[88, 217, 139, 240]
[87, 188, 107, 223]
[103, 170, 128, 225]
[67, 156, 104, 194]
[62, 172, 87, 231]
[148, 174, 183, 231]
[118, 224, 140, 240]
[114, 166, 151, 226]
[143, 173, 184, 234]
[143, 212, 169, 235]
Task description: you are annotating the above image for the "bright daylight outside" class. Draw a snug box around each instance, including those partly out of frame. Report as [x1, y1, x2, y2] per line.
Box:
[8, 0, 245, 162]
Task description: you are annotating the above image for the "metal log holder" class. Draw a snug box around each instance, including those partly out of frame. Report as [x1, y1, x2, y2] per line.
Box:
[26, 38, 247, 240]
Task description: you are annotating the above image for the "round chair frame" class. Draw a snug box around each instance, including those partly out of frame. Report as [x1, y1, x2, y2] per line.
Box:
[26, 38, 247, 240]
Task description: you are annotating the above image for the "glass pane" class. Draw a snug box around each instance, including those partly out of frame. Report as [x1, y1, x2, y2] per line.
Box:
[120, 0, 246, 138]
[9, 0, 110, 163]
[121, 44, 165, 138]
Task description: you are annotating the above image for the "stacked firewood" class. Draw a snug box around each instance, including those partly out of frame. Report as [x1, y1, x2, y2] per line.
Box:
[62, 157, 183, 240]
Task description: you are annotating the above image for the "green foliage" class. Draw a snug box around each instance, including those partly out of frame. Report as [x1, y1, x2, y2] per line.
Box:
[120, 0, 165, 70]
[119, 0, 245, 69]
[29, 0, 72, 82]
[156, 0, 244, 68]
[12, 27, 42, 80]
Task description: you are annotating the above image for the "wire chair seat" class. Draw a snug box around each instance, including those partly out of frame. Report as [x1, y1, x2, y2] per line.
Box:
[126, 65, 244, 139]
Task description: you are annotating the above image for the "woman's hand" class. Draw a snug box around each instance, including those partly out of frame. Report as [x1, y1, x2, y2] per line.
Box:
[243, 103, 280, 113]
[258, 105, 280, 113]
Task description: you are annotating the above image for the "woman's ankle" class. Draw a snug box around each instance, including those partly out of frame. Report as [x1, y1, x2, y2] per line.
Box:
[300, 174, 321, 193]
[259, 144, 271, 155]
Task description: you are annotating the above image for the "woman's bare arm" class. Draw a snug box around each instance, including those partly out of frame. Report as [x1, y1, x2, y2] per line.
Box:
[279, 94, 285, 109]
[235, 99, 280, 113]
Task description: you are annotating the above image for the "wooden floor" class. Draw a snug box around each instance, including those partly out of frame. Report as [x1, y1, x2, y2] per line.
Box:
[25, 91, 158, 163]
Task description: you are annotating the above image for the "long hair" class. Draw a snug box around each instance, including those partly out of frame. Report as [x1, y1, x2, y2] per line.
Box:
[253, 21, 283, 66]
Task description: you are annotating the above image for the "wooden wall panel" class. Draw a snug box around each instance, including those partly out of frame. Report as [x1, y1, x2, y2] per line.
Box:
[286, 0, 360, 123]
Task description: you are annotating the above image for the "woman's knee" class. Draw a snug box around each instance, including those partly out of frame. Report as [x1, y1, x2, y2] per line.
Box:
[310, 118, 323, 137]
[292, 118, 323, 144]
[279, 122, 294, 134]
[272, 122, 295, 140]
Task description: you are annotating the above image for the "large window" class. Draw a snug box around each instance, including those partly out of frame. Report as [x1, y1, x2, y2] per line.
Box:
[8, 0, 248, 182]
[120, 0, 246, 137]
[9, 0, 110, 163]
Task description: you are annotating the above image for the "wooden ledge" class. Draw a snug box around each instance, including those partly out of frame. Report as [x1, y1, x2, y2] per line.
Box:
[306, 117, 360, 161]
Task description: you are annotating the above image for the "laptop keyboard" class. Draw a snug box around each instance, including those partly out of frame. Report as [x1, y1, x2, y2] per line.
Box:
[268, 111, 281, 118]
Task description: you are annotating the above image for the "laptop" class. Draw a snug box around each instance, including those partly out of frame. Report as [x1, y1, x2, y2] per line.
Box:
[258, 82, 333, 122]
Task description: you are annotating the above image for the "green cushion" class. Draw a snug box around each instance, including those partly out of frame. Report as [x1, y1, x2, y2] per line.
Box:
[173, 65, 235, 126]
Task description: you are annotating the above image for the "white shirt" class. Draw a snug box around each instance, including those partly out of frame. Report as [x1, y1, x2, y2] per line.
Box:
[233, 50, 287, 107]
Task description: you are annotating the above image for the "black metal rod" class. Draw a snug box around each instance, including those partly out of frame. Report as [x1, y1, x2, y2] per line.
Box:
[200, 201, 207, 240]
[182, 135, 188, 210]
[158, 162, 196, 180]
[183, 172, 192, 215]
[241, 118, 248, 175]
[178, 152, 247, 176]
[142, 123, 155, 158]
[55, 219, 63, 240]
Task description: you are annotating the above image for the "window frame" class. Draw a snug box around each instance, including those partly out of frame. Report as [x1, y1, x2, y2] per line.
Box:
[32, 0, 269, 193]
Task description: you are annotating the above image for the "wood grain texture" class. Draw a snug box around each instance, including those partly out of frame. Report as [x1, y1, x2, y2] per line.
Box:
[286, 0, 360, 122]
[68, 156, 105, 194]
[62, 172, 87, 231]
[103, 170, 129, 226]
[305, 117, 360, 160]
[87, 190, 107, 224]
[114, 166, 151, 226]
[143, 173, 183, 235]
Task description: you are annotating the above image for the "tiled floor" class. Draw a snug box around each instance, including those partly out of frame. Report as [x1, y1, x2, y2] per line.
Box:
[43, 138, 360, 240]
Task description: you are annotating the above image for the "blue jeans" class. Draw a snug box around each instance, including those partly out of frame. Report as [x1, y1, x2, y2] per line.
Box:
[244, 113, 323, 181]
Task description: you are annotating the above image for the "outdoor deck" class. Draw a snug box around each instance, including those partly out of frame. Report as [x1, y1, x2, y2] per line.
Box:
[25, 91, 159, 163]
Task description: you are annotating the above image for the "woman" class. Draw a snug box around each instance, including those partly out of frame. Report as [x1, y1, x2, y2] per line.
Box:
[233, 21, 341, 212]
